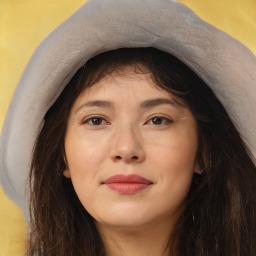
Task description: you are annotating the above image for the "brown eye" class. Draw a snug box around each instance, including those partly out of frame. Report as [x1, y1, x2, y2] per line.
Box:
[91, 117, 104, 125]
[83, 116, 109, 126]
[147, 116, 173, 126]
[152, 117, 163, 125]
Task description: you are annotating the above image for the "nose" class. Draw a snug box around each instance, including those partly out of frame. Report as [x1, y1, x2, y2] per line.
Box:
[110, 126, 146, 163]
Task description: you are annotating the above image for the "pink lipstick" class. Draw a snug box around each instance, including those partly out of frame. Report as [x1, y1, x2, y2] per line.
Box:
[103, 174, 152, 194]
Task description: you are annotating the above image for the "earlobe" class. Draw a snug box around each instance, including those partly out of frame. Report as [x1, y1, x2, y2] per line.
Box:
[194, 169, 203, 174]
[63, 169, 71, 178]
[194, 162, 203, 174]
[63, 153, 71, 178]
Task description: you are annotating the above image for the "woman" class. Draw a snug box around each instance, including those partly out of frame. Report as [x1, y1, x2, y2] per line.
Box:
[1, 0, 256, 255]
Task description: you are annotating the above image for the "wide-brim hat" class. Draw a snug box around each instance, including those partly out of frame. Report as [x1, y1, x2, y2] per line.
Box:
[1, 0, 256, 220]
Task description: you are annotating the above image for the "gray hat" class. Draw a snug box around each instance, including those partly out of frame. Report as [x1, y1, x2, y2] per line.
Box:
[1, 0, 256, 220]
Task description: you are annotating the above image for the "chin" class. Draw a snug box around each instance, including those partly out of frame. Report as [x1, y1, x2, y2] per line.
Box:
[96, 217, 153, 232]
[94, 208, 170, 232]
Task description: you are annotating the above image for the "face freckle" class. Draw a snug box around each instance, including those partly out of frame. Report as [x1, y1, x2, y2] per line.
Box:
[64, 67, 198, 233]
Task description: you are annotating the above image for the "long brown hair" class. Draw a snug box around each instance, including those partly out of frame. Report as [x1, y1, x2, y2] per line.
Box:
[28, 48, 256, 255]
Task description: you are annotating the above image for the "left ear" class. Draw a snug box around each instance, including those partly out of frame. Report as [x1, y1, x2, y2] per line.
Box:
[63, 153, 71, 178]
[63, 169, 71, 178]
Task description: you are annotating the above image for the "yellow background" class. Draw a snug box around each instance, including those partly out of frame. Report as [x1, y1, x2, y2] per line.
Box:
[0, 0, 255, 255]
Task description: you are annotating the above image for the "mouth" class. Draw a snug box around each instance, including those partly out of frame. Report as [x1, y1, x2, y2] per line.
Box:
[102, 174, 153, 194]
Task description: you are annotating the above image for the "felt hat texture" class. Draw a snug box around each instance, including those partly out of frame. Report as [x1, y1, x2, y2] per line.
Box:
[0, 0, 256, 220]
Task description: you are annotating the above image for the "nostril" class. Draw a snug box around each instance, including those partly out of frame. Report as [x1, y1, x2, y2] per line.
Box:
[114, 155, 139, 161]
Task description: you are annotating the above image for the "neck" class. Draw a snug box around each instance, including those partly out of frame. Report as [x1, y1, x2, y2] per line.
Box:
[96, 220, 175, 256]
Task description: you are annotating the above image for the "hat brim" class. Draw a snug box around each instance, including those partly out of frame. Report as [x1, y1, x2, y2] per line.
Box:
[1, 0, 256, 219]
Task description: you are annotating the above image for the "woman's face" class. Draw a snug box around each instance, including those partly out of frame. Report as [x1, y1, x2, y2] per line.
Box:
[64, 67, 199, 232]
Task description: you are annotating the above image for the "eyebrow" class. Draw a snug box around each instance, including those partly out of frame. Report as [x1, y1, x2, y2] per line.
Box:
[75, 100, 114, 114]
[140, 98, 178, 108]
[75, 97, 180, 114]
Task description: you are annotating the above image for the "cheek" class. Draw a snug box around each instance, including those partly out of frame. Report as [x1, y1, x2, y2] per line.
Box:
[65, 131, 107, 172]
[149, 128, 198, 172]
[148, 129, 197, 196]
[64, 130, 111, 201]
[150, 146, 196, 217]
[65, 137, 96, 196]
[154, 143, 196, 193]
[65, 138, 98, 211]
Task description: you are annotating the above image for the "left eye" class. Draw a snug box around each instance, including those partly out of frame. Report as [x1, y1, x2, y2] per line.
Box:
[146, 116, 173, 125]
[82, 116, 109, 126]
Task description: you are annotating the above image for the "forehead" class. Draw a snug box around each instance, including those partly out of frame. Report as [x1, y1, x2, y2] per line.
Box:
[75, 68, 171, 103]
[70, 67, 188, 113]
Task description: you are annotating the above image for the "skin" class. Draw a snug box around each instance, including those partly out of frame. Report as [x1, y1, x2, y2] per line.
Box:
[64, 67, 199, 256]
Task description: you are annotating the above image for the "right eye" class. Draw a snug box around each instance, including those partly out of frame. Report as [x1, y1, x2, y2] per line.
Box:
[82, 116, 109, 126]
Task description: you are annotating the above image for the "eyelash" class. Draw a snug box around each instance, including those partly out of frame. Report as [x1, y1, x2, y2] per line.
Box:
[145, 116, 173, 126]
[82, 116, 110, 126]
[82, 115, 173, 126]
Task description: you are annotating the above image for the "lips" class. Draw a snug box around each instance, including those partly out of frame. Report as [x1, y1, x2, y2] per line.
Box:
[103, 174, 153, 194]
